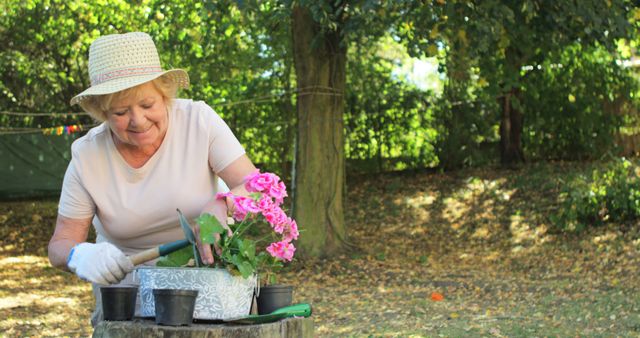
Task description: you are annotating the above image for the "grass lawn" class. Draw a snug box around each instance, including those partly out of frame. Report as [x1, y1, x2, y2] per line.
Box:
[1, 161, 639, 337]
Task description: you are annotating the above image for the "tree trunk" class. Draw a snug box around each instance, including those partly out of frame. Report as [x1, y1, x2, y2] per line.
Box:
[499, 87, 525, 166]
[291, 6, 348, 257]
[279, 59, 295, 179]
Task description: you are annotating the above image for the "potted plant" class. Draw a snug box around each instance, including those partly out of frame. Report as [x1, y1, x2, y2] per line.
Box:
[213, 170, 299, 314]
[136, 170, 299, 319]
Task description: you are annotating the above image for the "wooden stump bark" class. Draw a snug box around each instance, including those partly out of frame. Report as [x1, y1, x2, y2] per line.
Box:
[92, 317, 314, 338]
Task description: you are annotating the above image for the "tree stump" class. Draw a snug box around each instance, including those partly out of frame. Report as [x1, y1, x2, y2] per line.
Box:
[92, 317, 314, 338]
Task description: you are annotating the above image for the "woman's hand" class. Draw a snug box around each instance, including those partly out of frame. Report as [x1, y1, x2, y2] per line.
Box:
[49, 215, 132, 285]
[196, 197, 232, 265]
[198, 158, 256, 264]
[67, 242, 134, 285]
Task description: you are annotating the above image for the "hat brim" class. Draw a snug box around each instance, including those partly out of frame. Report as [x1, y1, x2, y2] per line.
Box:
[70, 69, 189, 106]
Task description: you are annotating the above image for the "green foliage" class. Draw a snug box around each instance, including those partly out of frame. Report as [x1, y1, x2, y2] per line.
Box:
[552, 158, 640, 232]
[2, 0, 639, 175]
[398, 0, 638, 167]
[523, 44, 638, 160]
[156, 208, 287, 281]
[432, 93, 499, 169]
[345, 35, 438, 172]
[0, 0, 295, 173]
[156, 245, 194, 267]
[196, 213, 225, 244]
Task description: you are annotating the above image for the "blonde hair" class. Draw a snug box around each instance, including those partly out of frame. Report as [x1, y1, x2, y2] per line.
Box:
[78, 75, 179, 121]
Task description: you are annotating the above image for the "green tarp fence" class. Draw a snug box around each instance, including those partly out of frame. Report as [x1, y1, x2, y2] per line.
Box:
[0, 133, 81, 200]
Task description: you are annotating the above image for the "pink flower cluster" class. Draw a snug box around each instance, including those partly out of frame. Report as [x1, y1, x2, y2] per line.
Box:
[216, 170, 299, 262]
[266, 241, 295, 262]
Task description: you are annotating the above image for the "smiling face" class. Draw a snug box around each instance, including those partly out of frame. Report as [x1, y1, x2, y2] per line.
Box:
[106, 81, 169, 151]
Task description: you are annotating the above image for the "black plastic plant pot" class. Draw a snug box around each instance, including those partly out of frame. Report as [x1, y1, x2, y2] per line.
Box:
[100, 286, 138, 321]
[153, 289, 199, 326]
[256, 285, 293, 315]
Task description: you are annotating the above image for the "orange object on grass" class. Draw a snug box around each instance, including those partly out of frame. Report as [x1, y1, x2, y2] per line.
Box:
[431, 292, 444, 301]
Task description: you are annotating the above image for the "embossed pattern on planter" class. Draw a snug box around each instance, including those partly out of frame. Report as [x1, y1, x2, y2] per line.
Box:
[136, 267, 256, 320]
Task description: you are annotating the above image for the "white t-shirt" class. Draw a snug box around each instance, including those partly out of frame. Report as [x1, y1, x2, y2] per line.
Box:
[58, 99, 245, 255]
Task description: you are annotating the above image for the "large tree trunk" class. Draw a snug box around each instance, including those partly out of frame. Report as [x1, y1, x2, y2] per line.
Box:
[291, 6, 348, 257]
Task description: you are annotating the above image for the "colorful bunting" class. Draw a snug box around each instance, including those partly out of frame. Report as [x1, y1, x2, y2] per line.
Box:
[42, 124, 86, 135]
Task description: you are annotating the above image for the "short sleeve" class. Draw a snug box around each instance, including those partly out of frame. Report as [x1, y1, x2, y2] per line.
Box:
[58, 159, 96, 219]
[202, 103, 246, 173]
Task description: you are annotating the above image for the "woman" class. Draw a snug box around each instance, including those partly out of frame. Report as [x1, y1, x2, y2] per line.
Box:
[47, 32, 255, 325]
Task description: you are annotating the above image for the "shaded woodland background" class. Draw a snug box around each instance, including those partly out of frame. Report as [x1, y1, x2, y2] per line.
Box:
[2, 1, 640, 255]
[1, 1, 640, 336]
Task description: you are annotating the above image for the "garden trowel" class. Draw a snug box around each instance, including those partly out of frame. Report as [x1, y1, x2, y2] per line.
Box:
[177, 208, 204, 267]
[223, 303, 312, 325]
[126, 209, 202, 266]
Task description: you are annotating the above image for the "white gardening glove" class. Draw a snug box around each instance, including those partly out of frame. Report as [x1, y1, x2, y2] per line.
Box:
[67, 242, 134, 285]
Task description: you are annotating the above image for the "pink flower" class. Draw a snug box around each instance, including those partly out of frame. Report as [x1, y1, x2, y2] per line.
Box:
[236, 196, 260, 213]
[265, 207, 289, 233]
[266, 241, 296, 262]
[231, 198, 247, 221]
[268, 181, 288, 204]
[262, 206, 288, 233]
[243, 169, 261, 188]
[246, 171, 279, 193]
[257, 194, 274, 212]
[228, 196, 259, 221]
[210, 171, 298, 266]
[284, 219, 299, 242]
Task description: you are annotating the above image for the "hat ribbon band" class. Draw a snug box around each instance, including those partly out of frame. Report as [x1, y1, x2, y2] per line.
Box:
[91, 66, 164, 86]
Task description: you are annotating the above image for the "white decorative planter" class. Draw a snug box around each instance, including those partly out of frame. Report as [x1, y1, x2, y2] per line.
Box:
[135, 267, 256, 320]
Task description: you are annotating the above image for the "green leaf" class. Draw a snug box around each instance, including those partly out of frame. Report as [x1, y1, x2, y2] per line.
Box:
[268, 274, 277, 285]
[196, 214, 225, 244]
[156, 245, 194, 267]
[239, 239, 256, 261]
[230, 254, 255, 278]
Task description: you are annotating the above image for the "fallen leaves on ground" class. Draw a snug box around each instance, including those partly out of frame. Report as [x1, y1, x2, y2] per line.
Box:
[1, 162, 640, 336]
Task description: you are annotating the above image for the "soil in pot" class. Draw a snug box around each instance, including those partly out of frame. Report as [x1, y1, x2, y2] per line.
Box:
[100, 286, 138, 321]
[256, 284, 293, 314]
[153, 289, 199, 326]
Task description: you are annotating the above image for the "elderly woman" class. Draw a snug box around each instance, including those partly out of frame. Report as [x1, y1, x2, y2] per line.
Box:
[47, 32, 254, 325]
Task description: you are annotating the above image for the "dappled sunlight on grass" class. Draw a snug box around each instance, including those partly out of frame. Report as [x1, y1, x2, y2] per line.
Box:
[0, 254, 93, 336]
[0, 255, 50, 266]
[442, 197, 469, 225]
[471, 226, 491, 239]
[405, 192, 438, 208]
[405, 192, 438, 223]
[592, 231, 619, 245]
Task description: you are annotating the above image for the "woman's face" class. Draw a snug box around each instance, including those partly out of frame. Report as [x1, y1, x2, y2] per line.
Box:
[106, 82, 168, 150]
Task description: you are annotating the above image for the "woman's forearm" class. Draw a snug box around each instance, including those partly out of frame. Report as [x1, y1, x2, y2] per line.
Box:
[48, 214, 92, 270]
[48, 239, 78, 270]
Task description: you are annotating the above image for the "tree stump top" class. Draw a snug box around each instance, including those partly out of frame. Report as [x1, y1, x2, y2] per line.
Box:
[92, 317, 314, 338]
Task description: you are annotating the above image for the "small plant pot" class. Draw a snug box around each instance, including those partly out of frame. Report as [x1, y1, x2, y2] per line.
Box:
[256, 284, 293, 314]
[153, 289, 198, 326]
[100, 286, 138, 321]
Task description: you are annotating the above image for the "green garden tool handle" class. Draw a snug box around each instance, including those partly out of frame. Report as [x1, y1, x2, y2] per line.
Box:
[223, 303, 312, 324]
[271, 303, 312, 317]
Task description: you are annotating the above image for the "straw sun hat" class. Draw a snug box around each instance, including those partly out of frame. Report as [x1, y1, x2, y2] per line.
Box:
[70, 32, 189, 106]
